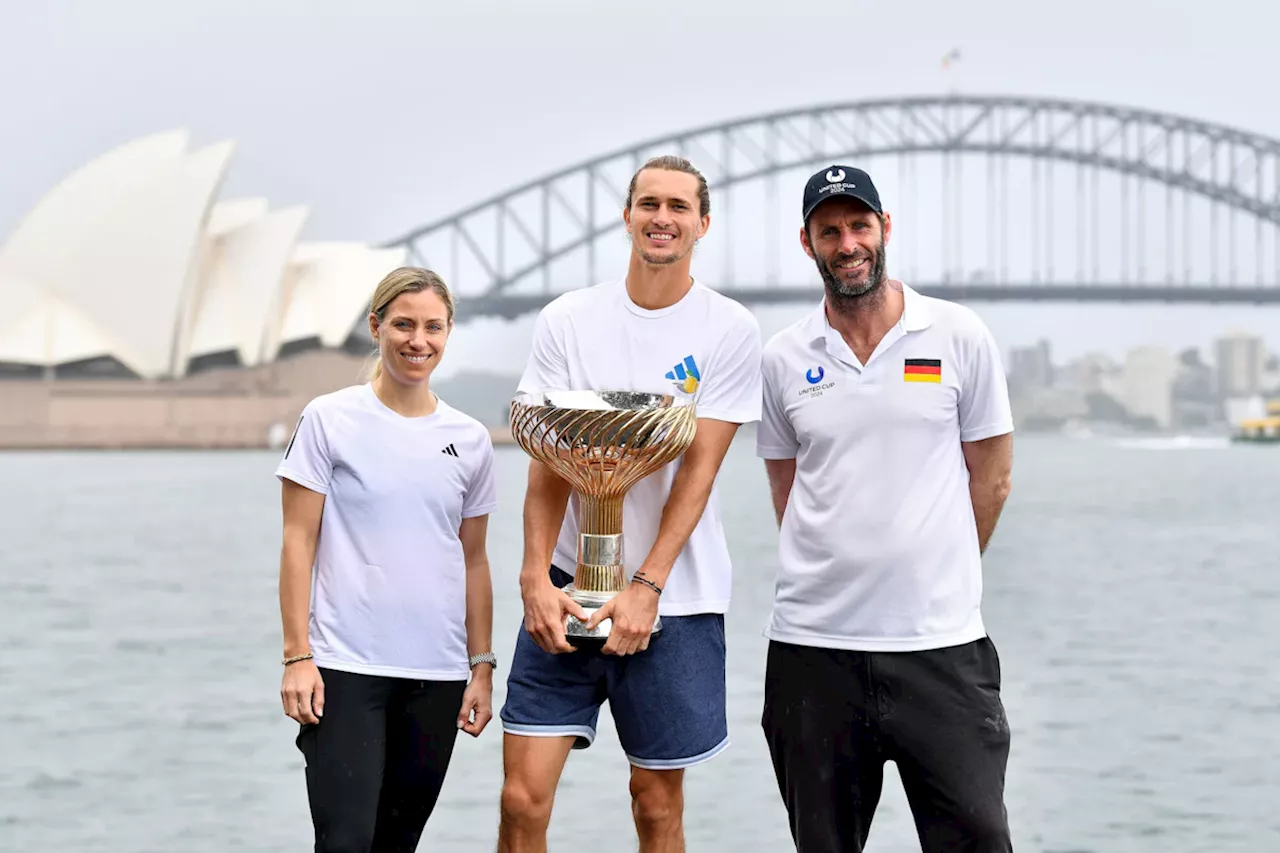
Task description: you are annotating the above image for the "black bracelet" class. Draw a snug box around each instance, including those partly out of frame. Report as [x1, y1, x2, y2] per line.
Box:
[631, 574, 663, 596]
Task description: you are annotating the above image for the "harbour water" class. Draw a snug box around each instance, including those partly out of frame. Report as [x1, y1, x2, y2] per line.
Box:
[1, 433, 1278, 851]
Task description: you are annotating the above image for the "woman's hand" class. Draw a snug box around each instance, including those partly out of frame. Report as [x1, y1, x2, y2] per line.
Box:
[281, 659, 325, 725]
[456, 667, 493, 737]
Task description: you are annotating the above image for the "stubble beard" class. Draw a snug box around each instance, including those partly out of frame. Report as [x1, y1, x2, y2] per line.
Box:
[629, 221, 698, 266]
[638, 247, 681, 265]
[635, 236, 692, 266]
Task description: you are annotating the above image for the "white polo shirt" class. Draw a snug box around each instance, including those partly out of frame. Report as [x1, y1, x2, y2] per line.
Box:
[756, 283, 1013, 652]
[276, 383, 498, 680]
[517, 277, 763, 616]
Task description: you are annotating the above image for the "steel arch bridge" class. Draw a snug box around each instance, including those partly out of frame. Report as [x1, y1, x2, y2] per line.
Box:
[385, 95, 1280, 320]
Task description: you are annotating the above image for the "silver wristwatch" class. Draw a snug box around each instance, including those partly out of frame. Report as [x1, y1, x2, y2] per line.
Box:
[468, 652, 498, 671]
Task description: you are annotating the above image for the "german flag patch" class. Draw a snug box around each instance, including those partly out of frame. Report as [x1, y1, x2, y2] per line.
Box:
[903, 358, 942, 383]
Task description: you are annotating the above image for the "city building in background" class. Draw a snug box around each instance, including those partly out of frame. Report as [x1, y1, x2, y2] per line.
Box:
[1215, 332, 1268, 401]
[1008, 332, 1279, 435]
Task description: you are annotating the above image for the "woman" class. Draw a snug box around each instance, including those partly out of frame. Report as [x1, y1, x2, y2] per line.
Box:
[275, 266, 498, 852]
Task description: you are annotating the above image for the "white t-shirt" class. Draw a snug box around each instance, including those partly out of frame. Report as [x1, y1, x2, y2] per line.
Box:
[517, 277, 763, 616]
[275, 383, 498, 680]
[756, 283, 1013, 652]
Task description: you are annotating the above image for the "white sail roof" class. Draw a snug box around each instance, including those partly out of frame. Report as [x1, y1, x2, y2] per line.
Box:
[0, 130, 404, 379]
[0, 130, 190, 275]
[205, 198, 270, 237]
[266, 243, 407, 360]
[0, 271, 120, 366]
[0, 135, 234, 377]
[183, 205, 309, 369]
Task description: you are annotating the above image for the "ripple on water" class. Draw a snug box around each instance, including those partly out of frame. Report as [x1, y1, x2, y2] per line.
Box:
[2, 441, 1277, 852]
[0, 582, 51, 595]
[26, 773, 82, 791]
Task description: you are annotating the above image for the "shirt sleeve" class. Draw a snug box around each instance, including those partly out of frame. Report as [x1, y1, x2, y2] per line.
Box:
[516, 306, 570, 393]
[958, 319, 1015, 443]
[695, 308, 763, 424]
[756, 356, 799, 459]
[462, 429, 498, 518]
[275, 402, 333, 494]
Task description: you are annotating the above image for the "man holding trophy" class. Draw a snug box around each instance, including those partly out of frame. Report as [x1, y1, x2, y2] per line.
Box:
[497, 156, 763, 852]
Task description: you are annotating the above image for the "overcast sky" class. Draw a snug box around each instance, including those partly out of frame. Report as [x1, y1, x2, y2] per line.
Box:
[3, 0, 1279, 378]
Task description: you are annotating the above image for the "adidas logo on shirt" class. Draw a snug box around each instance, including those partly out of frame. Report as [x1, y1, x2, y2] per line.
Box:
[441, 443, 459, 457]
[665, 355, 701, 394]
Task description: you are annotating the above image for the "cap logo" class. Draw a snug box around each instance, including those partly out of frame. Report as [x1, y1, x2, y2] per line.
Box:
[826, 168, 846, 183]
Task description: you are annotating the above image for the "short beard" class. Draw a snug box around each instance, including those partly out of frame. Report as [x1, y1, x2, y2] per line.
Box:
[630, 234, 693, 266]
[816, 239, 887, 314]
[638, 247, 682, 265]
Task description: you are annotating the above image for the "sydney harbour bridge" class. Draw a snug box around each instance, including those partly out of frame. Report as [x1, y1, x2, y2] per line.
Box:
[383, 95, 1280, 320]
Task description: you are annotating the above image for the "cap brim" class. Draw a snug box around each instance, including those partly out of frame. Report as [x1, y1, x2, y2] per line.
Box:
[804, 189, 881, 223]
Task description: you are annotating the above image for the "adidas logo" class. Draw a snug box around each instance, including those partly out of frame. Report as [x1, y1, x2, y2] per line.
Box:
[665, 355, 701, 394]
[441, 443, 459, 457]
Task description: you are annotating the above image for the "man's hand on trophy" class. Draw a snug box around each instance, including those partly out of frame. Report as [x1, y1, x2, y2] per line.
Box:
[521, 577, 588, 654]
[588, 583, 659, 656]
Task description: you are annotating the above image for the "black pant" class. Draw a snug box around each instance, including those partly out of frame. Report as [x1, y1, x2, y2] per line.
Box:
[296, 668, 468, 853]
[762, 638, 1012, 853]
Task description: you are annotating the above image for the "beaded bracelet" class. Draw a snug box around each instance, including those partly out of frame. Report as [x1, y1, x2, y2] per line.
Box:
[282, 653, 314, 666]
[630, 574, 663, 596]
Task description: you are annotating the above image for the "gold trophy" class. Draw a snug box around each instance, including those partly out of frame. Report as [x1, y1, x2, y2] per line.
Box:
[509, 390, 698, 646]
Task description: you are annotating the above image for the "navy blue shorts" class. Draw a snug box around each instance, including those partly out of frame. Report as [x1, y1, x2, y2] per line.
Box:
[499, 566, 729, 770]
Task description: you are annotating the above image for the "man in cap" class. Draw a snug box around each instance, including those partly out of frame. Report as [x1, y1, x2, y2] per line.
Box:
[754, 165, 1016, 852]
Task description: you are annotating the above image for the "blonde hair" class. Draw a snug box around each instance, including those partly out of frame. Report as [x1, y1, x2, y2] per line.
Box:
[367, 267, 455, 381]
[625, 155, 710, 217]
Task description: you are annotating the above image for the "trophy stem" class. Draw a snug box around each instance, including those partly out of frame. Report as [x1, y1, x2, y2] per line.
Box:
[574, 493, 625, 597]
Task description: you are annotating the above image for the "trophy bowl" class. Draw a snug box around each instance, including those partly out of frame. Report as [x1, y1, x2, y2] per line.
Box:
[509, 390, 698, 647]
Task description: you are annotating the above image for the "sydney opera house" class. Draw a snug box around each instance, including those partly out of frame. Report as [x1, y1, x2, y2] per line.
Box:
[0, 130, 408, 448]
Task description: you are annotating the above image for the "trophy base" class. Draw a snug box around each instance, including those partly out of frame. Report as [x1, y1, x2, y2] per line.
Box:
[563, 586, 662, 650]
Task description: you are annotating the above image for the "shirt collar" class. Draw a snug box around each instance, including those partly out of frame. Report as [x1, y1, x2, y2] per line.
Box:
[802, 281, 934, 344]
[900, 283, 934, 332]
[801, 299, 828, 343]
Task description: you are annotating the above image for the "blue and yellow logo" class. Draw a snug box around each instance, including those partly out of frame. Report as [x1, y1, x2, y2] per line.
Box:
[665, 356, 701, 394]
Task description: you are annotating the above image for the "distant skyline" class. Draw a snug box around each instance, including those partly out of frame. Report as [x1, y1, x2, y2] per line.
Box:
[4, 0, 1280, 378]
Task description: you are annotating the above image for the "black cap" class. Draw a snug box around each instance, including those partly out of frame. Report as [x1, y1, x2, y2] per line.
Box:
[801, 165, 882, 224]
